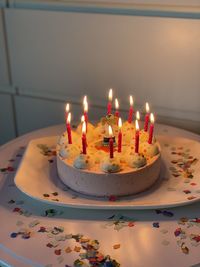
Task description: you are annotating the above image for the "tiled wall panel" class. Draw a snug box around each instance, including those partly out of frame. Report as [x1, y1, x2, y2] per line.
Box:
[5, 9, 200, 123]
[0, 94, 15, 145]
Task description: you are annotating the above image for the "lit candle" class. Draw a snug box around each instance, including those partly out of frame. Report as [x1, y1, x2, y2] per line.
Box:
[83, 95, 87, 106]
[135, 119, 140, 153]
[81, 115, 85, 123]
[136, 110, 140, 121]
[144, 102, 150, 132]
[148, 113, 154, 144]
[83, 100, 88, 124]
[109, 125, 114, 158]
[82, 121, 87, 154]
[115, 98, 119, 118]
[107, 88, 113, 115]
[118, 117, 122, 153]
[65, 103, 70, 124]
[128, 95, 134, 123]
[66, 112, 72, 144]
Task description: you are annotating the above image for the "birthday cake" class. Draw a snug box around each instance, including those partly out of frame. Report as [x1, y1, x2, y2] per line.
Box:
[56, 91, 161, 197]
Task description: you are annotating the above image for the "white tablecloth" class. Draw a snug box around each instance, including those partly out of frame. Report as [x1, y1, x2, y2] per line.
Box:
[0, 124, 200, 267]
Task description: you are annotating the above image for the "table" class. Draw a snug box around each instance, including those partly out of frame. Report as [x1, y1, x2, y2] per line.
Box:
[0, 123, 200, 267]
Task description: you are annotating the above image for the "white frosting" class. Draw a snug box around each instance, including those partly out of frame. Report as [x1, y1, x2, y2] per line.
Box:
[141, 143, 159, 158]
[58, 134, 67, 146]
[59, 145, 79, 159]
[100, 157, 121, 173]
[128, 153, 147, 168]
[73, 154, 90, 169]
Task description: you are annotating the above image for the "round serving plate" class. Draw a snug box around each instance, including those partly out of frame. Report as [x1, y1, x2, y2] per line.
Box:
[14, 135, 200, 209]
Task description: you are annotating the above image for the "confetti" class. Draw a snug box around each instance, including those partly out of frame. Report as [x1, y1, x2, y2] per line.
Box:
[65, 247, 72, 253]
[187, 196, 196, 200]
[54, 249, 61, 255]
[10, 232, 18, 238]
[113, 244, 121, 249]
[183, 190, 191, 194]
[181, 243, 189, 254]
[108, 195, 117, 201]
[74, 246, 81, 252]
[29, 220, 40, 228]
[153, 222, 160, 228]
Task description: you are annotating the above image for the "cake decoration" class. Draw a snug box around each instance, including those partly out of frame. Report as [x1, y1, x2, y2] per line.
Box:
[128, 153, 147, 169]
[56, 89, 161, 197]
[101, 157, 121, 173]
[73, 154, 90, 170]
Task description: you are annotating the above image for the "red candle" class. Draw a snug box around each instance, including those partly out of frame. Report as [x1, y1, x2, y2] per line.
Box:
[82, 121, 87, 154]
[108, 125, 114, 158]
[115, 98, 119, 118]
[148, 113, 154, 144]
[66, 112, 72, 144]
[107, 88, 113, 114]
[144, 102, 150, 132]
[128, 95, 134, 123]
[135, 119, 140, 153]
[118, 118, 122, 152]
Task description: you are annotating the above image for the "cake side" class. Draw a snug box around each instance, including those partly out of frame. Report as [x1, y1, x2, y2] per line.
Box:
[57, 152, 161, 197]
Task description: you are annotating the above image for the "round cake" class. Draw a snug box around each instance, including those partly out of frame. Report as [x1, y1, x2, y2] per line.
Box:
[56, 114, 161, 197]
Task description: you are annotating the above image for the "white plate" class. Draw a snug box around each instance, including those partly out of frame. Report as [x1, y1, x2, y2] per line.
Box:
[14, 135, 200, 209]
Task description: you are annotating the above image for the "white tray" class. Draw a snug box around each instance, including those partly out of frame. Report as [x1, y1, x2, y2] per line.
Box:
[14, 135, 200, 209]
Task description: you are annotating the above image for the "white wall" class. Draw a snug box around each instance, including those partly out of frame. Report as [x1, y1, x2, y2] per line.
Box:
[0, 5, 200, 145]
[0, 9, 16, 145]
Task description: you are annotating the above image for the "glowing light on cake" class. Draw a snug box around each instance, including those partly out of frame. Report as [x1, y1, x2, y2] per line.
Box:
[66, 112, 72, 144]
[108, 125, 114, 158]
[118, 117, 122, 153]
[136, 111, 140, 121]
[128, 95, 134, 123]
[65, 103, 70, 125]
[144, 102, 150, 132]
[115, 98, 119, 118]
[82, 121, 87, 154]
[148, 113, 155, 144]
[83, 95, 87, 106]
[83, 100, 88, 124]
[107, 88, 113, 114]
[81, 115, 85, 123]
[135, 119, 140, 153]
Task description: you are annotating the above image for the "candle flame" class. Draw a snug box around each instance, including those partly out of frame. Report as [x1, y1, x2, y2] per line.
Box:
[135, 119, 139, 131]
[115, 98, 119, 110]
[81, 115, 85, 123]
[118, 117, 122, 129]
[65, 103, 70, 112]
[150, 113, 154, 123]
[84, 101, 88, 112]
[136, 111, 140, 120]
[67, 112, 71, 124]
[83, 95, 87, 105]
[130, 95, 134, 106]
[145, 102, 150, 113]
[108, 125, 113, 137]
[82, 121, 86, 134]
[108, 88, 113, 101]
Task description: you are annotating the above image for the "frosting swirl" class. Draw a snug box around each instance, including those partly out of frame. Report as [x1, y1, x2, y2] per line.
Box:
[128, 153, 147, 168]
[73, 154, 90, 169]
[101, 157, 121, 173]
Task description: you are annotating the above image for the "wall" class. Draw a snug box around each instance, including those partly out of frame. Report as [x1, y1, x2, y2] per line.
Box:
[0, 2, 200, 145]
